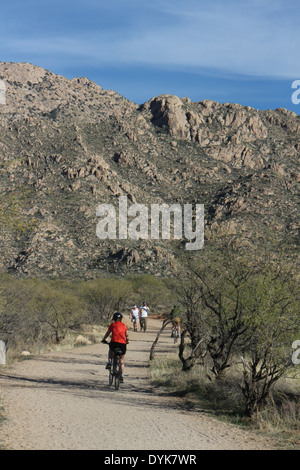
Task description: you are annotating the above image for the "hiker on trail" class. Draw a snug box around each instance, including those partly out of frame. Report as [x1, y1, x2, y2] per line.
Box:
[139, 302, 149, 332]
[130, 305, 140, 332]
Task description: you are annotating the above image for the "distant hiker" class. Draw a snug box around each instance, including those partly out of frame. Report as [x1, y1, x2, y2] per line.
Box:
[130, 305, 140, 332]
[139, 302, 149, 332]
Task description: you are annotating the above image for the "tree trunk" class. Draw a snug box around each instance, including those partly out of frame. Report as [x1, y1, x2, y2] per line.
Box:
[149, 319, 172, 360]
[179, 330, 207, 371]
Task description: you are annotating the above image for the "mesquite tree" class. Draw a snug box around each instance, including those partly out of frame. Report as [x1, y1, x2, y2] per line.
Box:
[177, 235, 300, 415]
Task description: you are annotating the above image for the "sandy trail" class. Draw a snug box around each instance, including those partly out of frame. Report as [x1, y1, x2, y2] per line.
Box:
[0, 318, 273, 450]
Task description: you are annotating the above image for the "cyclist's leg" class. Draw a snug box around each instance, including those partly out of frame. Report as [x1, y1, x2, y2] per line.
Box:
[120, 343, 126, 375]
[120, 354, 125, 375]
[111, 343, 126, 381]
[106, 343, 112, 377]
[106, 344, 113, 369]
[114, 355, 121, 389]
[109, 365, 113, 384]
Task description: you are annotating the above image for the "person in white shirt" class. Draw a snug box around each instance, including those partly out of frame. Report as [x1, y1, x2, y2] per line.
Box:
[130, 305, 140, 332]
[139, 302, 149, 332]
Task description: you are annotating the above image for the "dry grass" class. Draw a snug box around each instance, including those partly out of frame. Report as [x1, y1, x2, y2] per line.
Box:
[149, 353, 300, 449]
[4, 324, 108, 364]
[0, 393, 8, 450]
[250, 377, 300, 449]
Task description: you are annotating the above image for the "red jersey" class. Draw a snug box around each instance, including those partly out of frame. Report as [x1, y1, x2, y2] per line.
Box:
[108, 321, 128, 344]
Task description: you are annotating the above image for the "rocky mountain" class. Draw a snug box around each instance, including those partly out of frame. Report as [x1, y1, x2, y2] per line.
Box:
[0, 62, 299, 278]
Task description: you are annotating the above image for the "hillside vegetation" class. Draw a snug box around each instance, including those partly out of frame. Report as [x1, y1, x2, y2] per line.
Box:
[0, 62, 299, 278]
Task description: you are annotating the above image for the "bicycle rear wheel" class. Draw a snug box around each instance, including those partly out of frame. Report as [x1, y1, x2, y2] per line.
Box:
[109, 367, 113, 385]
[114, 356, 121, 390]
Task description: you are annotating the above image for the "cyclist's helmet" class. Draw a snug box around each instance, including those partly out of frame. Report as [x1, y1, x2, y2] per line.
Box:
[113, 312, 123, 321]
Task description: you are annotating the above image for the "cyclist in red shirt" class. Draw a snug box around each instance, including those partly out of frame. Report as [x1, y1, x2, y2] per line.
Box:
[102, 312, 129, 382]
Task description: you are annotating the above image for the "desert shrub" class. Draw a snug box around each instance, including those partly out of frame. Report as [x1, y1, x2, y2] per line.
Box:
[78, 277, 134, 322]
[0, 273, 174, 355]
[176, 235, 300, 416]
[128, 273, 173, 312]
[27, 279, 88, 344]
[0, 276, 88, 349]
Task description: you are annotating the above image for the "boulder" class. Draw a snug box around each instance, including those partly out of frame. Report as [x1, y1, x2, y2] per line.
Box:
[75, 335, 92, 346]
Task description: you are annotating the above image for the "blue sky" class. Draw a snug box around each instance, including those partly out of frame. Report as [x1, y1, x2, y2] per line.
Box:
[1, 0, 299, 112]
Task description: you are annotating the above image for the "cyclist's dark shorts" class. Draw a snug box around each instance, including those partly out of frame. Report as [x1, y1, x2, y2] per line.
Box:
[109, 342, 126, 355]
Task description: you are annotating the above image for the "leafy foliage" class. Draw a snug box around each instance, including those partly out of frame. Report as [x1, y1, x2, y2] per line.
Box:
[0, 273, 172, 354]
[176, 235, 300, 415]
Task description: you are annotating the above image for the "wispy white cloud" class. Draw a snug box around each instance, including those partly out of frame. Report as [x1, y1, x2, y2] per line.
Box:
[1, 0, 299, 79]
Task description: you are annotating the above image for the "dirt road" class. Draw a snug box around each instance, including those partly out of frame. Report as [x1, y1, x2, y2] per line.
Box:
[0, 318, 273, 450]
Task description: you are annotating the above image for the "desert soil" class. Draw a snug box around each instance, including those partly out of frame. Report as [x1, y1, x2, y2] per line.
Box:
[0, 318, 274, 450]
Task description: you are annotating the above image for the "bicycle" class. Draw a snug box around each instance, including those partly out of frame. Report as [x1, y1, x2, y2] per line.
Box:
[102, 340, 123, 390]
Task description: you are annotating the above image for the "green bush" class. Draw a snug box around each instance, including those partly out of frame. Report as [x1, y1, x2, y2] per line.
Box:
[176, 235, 300, 416]
[0, 273, 174, 355]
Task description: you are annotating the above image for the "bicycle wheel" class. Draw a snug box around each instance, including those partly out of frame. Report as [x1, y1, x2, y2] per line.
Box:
[109, 363, 113, 385]
[114, 356, 121, 390]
